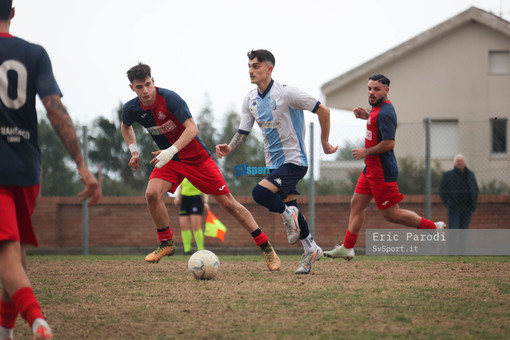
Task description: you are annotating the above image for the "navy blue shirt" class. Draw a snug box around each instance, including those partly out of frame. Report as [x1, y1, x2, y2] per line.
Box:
[0, 33, 62, 186]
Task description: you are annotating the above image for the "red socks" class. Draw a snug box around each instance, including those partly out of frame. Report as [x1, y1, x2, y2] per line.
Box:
[250, 229, 269, 247]
[343, 230, 358, 249]
[12, 287, 43, 327]
[0, 300, 18, 329]
[157, 226, 173, 242]
[417, 217, 437, 229]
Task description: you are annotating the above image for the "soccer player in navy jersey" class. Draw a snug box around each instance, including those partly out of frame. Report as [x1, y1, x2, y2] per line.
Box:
[324, 74, 446, 260]
[216, 49, 338, 274]
[0, 1, 102, 339]
[121, 63, 280, 271]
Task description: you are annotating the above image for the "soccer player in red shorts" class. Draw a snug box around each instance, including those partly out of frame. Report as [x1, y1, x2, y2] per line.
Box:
[121, 63, 280, 271]
[0, 2, 102, 339]
[324, 74, 446, 261]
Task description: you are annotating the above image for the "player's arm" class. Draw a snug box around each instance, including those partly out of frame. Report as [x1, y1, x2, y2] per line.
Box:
[121, 122, 140, 170]
[315, 104, 339, 154]
[216, 132, 248, 159]
[173, 184, 182, 206]
[352, 139, 395, 160]
[150, 117, 199, 168]
[42, 94, 102, 206]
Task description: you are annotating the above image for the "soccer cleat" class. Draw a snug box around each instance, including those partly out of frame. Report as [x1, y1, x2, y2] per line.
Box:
[283, 206, 300, 245]
[32, 318, 52, 340]
[323, 244, 355, 261]
[145, 240, 175, 263]
[261, 242, 281, 271]
[435, 221, 447, 229]
[295, 246, 323, 274]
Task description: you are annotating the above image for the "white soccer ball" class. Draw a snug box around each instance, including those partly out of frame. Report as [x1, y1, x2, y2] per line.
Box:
[188, 250, 220, 280]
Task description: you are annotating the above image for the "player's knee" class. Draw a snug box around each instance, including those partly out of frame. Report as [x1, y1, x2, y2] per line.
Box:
[145, 188, 160, 204]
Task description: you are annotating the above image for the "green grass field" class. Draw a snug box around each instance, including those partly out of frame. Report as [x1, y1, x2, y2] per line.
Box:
[15, 255, 510, 339]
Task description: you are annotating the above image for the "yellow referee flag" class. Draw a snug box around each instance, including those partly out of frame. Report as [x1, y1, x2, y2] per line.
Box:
[204, 210, 227, 241]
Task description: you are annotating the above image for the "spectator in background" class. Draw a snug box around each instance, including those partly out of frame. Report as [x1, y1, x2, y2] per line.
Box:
[440, 154, 478, 229]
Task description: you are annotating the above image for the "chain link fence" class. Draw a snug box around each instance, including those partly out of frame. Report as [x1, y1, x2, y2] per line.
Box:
[314, 118, 510, 218]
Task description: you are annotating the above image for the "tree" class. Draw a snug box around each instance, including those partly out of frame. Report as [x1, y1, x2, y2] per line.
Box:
[195, 96, 218, 161]
[39, 117, 82, 196]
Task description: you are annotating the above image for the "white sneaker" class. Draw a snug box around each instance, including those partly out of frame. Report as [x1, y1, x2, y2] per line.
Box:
[283, 206, 300, 245]
[434, 221, 447, 229]
[323, 244, 355, 261]
[295, 246, 323, 274]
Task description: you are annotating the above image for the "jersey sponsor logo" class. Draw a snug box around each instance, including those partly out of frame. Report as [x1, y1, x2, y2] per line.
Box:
[146, 120, 177, 136]
[157, 111, 167, 120]
[0, 126, 30, 143]
[141, 113, 148, 118]
[218, 185, 226, 191]
[257, 120, 281, 129]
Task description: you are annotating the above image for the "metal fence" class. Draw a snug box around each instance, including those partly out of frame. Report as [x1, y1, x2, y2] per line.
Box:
[312, 118, 510, 218]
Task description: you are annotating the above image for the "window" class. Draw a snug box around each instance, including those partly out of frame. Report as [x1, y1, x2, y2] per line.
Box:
[430, 120, 458, 158]
[489, 51, 510, 74]
[491, 118, 507, 154]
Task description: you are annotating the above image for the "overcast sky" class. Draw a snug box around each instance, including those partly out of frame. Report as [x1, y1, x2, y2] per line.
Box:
[9, 0, 510, 140]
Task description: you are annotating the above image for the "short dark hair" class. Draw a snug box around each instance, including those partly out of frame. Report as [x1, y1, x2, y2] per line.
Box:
[126, 63, 151, 83]
[247, 49, 275, 67]
[0, 0, 13, 21]
[369, 74, 390, 86]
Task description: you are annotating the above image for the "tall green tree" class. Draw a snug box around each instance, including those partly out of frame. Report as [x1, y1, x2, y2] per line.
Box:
[39, 117, 82, 196]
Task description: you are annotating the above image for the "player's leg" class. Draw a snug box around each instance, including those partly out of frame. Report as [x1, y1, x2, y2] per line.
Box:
[324, 173, 373, 260]
[189, 214, 204, 251]
[179, 215, 193, 254]
[144, 178, 176, 263]
[0, 186, 52, 339]
[252, 164, 307, 245]
[213, 193, 280, 271]
[381, 205, 446, 229]
[0, 242, 51, 340]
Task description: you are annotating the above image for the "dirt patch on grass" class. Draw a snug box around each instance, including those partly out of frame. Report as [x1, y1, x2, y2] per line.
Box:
[13, 256, 510, 339]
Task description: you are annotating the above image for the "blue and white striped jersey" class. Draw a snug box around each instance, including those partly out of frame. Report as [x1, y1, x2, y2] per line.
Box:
[238, 80, 320, 169]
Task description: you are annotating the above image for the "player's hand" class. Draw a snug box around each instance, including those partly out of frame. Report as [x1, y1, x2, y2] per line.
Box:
[173, 197, 181, 206]
[215, 144, 231, 159]
[77, 166, 102, 206]
[150, 145, 178, 168]
[353, 107, 369, 120]
[129, 152, 140, 170]
[352, 147, 367, 160]
[322, 140, 339, 154]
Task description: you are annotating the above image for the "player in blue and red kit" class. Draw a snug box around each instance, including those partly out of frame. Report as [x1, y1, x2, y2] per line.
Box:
[0, 1, 101, 339]
[121, 63, 280, 271]
[324, 74, 446, 260]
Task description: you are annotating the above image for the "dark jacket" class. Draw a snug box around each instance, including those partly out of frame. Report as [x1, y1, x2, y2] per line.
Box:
[439, 167, 478, 212]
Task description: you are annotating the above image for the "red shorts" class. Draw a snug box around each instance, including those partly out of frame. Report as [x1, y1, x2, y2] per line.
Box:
[354, 171, 404, 210]
[0, 185, 40, 246]
[149, 157, 230, 195]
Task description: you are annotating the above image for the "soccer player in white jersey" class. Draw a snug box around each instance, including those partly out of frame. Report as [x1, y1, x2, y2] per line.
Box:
[216, 49, 338, 274]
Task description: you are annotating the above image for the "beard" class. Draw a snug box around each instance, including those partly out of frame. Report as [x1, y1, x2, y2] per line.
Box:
[369, 96, 386, 107]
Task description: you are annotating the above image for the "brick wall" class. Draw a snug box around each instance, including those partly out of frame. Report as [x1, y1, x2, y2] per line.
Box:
[31, 195, 510, 251]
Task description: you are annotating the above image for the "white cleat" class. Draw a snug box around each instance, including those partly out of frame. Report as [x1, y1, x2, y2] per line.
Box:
[283, 206, 300, 245]
[434, 221, 447, 229]
[295, 246, 323, 274]
[323, 244, 355, 261]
